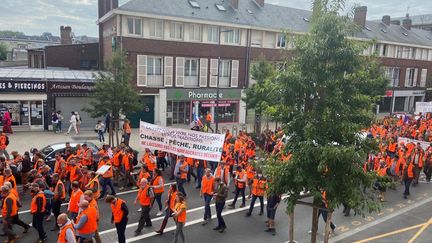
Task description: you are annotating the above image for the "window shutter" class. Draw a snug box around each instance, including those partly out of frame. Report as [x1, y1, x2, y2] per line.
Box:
[137, 55, 147, 86]
[420, 69, 427, 88]
[413, 68, 419, 86]
[230, 60, 239, 87]
[164, 56, 173, 87]
[405, 68, 411, 87]
[176, 57, 185, 87]
[199, 58, 208, 87]
[209, 59, 218, 87]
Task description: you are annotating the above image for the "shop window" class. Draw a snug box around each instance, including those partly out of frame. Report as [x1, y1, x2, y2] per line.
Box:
[184, 59, 199, 87]
[378, 97, 391, 113]
[169, 101, 191, 125]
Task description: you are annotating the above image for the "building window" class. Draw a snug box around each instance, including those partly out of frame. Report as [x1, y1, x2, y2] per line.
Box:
[277, 33, 286, 48]
[405, 68, 417, 87]
[147, 56, 163, 86]
[381, 44, 387, 57]
[149, 19, 163, 38]
[207, 26, 218, 42]
[189, 24, 201, 41]
[411, 48, 417, 59]
[17, 44, 27, 49]
[384, 67, 400, 87]
[224, 29, 240, 44]
[219, 60, 231, 87]
[127, 17, 142, 35]
[170, 22, 183, 40]
[420, 69, 428, 87]
[184, 58, 199, 87]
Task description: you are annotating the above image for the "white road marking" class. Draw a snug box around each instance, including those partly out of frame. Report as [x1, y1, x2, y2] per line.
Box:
[126, 195, 290, 243]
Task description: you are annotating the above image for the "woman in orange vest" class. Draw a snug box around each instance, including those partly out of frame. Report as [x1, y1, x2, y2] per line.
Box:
[151, 169, 165, 216]
[105, 195, 129, 243]
[57, 213, 76, 243]
[172, 192, 187, 243]
[155, 184, 177, 235]
[403, 161, 415, 199]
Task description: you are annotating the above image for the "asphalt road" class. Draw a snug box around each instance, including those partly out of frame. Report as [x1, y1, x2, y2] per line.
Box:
[5, 167, 432, 243]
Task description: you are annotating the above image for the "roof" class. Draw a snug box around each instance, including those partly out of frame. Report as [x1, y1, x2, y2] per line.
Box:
[115, 0, 432, 47]
[0, 68, 100, 81]
[391, 14, 432, 25]
[0, 33, 60, 43]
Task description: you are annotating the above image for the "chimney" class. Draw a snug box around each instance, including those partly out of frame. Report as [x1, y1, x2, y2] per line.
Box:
[255, 0, 265, 7]
[229, 0, 239, 10]
[60, 26, 72, 45]
[402, 14, 412, 30]
[390, 20, 401, 25]
[382, 15, 391, 25]
[98, 0, 118, 18]
[354, 6, 367, 28]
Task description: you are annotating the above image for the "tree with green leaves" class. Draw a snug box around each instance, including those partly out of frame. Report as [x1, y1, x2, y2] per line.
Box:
[264, 1, 388, 242]
[0, 43, 8, 61]
[244, 58, 280, 134]
[85, 50, 142, 146]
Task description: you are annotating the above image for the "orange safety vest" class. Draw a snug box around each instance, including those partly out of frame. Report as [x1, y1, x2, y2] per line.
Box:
[139, 185, 152, 206]
[179, 161, 188, 180]
[54, 180, 66, 200]
[137, 171, 150, 187]
[2, 193, 18, 218]
[69, 165, 80, 182]
[169, 191, 178, 211]
[0, 135, 7, 150]
[235, 170, 246, 189]
[111, 199, 126, 224]
[152, 176, 165, 194]
[112, 151, 122, 167]
[5, 175, 16, 190]
[206, 113, 212, 122]
[99, 161, 113, 178]
[88, 179, 101, 200]
[58, 223, 75, 243]
[252, 178, 267, 197]
[378, 167, 388, 177]
[31, 192, 46, 214]
[201, 175, 214, 195]
[405, 163, 414, 178]
[174, 202, 187, 223]
[143, 154, 156, 172]
[214, 165, 230, 185]
[81, 148, 93, 166]
[88, 199, 100, 221]
[69, 189, 83, 213]
[76, 207, 97, 235]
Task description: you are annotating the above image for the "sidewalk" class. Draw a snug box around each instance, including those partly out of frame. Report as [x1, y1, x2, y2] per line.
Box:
[4, 122, 278, 154]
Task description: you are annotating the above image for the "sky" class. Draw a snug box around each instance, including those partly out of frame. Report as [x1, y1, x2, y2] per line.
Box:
[0, 0, 430, 37]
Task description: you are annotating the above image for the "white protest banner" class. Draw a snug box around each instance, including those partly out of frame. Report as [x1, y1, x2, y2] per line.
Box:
[139, 121, 225, 161]
[415, 102, 432, 114]
[96, 165, 111, 175]
[397, 137, 431, 150]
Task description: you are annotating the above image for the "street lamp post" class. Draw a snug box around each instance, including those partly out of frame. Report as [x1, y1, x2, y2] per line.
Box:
[215, 28, 233, 133]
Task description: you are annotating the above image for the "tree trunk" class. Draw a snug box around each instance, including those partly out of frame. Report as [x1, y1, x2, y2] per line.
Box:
[288, 212, 295, 243]
[323, 211, 333, 243]
[255, 111, 262, 135]
[310, 207, 319, 243]
[108, 120, 113, 146]
[115, 120, 119, 146]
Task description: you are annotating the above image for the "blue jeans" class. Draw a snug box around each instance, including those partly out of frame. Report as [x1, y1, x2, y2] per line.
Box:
[248, 195, 264, 214]
[101, 177, 116, 197]
[318, 208, 335, 230]
[98, 130, 105, 142]
[203, 194, 212, 220]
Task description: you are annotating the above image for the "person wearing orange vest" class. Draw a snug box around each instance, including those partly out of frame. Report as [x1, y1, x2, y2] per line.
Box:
[410, 145, 424, 186]
[86, 171, 100, 200]
[0, 132, 10, 160]
[82, 190, 101, 243]
[81, 144, 93, 170]
[30, 183, 47, 242]
[174, 155, 188, 197]
[205, 111, 214, 133]
[134, 178, 154, 236]
[151, 169, 165, 216]
[98, 156, 116, 198]
[200, 168, 214, 225]
[57, 213, 76, 243]
[120, 148, 136, 191]
[142, 148, 157, 174]
[105, 195, 129, 243]
[68, 181, 83, 221]
[1, 185, 21, 242]
[4, 168, 16, 190]
[246, 173, 267, 216]
[155, 184, 178, 235]
[172, 192, 187, 243]
[122, 119, 132, 146]
[73, 200, 97, 242]
[2, 182, 30, 234]
[214, 160, 230, 187]
[228, 166, 247, 208]
[51, 173, 66, 231]
[403, 161, 415, 199]
[54, 153, 67, 180]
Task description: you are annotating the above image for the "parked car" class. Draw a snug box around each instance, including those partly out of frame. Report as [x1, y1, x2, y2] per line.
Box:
[37, 141, 100, 168]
